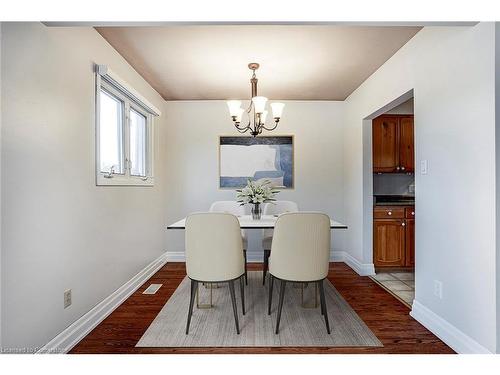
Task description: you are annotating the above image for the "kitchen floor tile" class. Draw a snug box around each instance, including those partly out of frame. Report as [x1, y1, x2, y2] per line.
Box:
[402, 280, 415, 288]
[380, 280, 412, 291]
[391, 272, 415, 281]
[372, 273, 397, 281]
[394, 291, 415, 305]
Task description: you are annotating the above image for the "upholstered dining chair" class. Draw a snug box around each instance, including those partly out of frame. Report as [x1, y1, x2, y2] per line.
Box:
[185, 212, 245, 334]
[267, 212, 331, 334]
[209, 201, 248, 285]
[261, 201, 299, 285]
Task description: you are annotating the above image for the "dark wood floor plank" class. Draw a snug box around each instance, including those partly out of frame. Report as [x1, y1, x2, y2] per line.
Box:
[70, 262, 454, 354]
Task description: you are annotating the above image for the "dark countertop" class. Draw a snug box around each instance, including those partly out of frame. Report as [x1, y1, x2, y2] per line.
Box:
[374, 201, 415, 206]
[374, 195, 415, 206]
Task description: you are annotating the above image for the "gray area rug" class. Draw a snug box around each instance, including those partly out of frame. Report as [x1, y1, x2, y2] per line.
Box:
[136, 271, 382, 347]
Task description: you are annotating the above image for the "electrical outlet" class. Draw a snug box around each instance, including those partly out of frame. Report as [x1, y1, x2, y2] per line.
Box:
[433, 280, 443, 299]
[64, 289, 72, 309]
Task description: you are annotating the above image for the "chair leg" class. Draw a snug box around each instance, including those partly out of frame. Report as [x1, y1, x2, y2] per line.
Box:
[268, 274, 274, 315]
[275, 280, 286, 334]
[228, 280, 240, 334]
[239, 275, 245, 315]
[243, 250, 248, 286]
[318, 280, 330, 334]
[320, 283, 325, 316]
[263, 250, 270, 285]
[185, 279, 198, 334]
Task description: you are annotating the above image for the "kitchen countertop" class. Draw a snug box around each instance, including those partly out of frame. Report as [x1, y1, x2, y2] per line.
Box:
[374, 201, 415, 206]
[374, 195, 415, 206]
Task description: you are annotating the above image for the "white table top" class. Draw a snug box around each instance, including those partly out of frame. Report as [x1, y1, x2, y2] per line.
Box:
[167, 215, 347, 229]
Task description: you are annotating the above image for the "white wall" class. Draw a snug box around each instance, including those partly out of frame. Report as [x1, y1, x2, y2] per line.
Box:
[344, 23, 497, 352]
[164, 100, 346, 260]
[0, 23, 168, 350]
[384, 98, 414, 114]
[0, 22, 3, 347]
[495, 22, 500, 354]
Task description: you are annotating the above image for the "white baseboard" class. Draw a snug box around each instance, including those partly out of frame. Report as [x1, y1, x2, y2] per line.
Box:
[166, 251, 264, 262]
[165, 250, 375, 277]
[410, 300, 492, 354]
[332, 251, 375, 276]
[330, 250, 344, 262]
[165, 251, 186, 262]
[37, 252, 168, 354]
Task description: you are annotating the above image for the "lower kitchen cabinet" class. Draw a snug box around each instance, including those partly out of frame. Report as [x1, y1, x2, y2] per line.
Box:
[373, 218, 406, 267]
[405, 218, 415, 267]
[373, 205, 414, 269]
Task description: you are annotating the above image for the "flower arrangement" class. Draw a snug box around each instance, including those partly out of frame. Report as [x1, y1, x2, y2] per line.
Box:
[236, 179, 279, 220]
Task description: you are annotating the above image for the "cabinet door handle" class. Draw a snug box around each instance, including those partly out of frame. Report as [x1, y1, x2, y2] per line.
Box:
[402, 222, 406, 226]
[396, 166, 400, 171]
[401, 166, 405, 171]
[411, 211, 415, 216]
[387, 211, 392, 216]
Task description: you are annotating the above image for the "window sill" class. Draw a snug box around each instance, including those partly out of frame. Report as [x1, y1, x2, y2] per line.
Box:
[96, 174, 154, 187]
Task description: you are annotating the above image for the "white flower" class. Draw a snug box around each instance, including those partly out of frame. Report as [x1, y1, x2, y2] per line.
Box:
[236, 179, 279, 206]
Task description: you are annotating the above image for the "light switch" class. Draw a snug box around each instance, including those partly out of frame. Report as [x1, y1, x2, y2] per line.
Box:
[420, 160, 428, 175]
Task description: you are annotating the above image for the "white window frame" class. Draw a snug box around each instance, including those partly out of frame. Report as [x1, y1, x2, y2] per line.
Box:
[95, 64, 160, 186]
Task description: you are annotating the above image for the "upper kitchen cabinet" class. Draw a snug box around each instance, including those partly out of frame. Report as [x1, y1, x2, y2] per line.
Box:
[372, 116, 399, 172]
[372, 114, 414, 173]
[399, 116, 414, 172]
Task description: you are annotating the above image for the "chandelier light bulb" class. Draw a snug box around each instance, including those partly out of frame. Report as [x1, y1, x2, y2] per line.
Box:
[260, 110, 268, 124]
[227, 100, 242, 118]
[271, 102, 285, 119]
[235, 107, 244, 123]
[252, 96, 268, 114]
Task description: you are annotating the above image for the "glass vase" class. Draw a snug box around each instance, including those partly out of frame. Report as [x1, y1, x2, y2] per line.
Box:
[251, 203, 262, 220]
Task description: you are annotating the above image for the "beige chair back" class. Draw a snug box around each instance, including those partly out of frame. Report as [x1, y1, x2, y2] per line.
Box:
[269, 212, 331, 282]
[262, 201, 299, 240]
[185, 212, 245, 282]
[209, 201, 246, 215]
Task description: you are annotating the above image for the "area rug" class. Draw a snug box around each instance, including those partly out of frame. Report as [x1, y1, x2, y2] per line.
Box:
[136, 271, 382, 347]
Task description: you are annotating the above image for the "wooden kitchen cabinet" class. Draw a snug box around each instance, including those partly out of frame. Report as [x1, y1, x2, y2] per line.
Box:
[399, 116, 415, 173]
[405, 218, 415, 267]
[373, 218, 406, 267]
[404, 207, 415, 219]
[372, 116, 399, 172]
[372, 115, 414, 173]
[374, 205, 415, 269]
[374, 206, 404, 219]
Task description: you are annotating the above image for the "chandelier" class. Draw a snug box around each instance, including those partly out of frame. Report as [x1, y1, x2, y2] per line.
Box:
[226, 63, 285, 137]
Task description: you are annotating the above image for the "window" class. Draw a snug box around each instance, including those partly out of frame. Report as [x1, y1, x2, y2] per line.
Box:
[129, 108, 147, 177]
[99, 89, 125, 175]
[95, 65, 160, 186]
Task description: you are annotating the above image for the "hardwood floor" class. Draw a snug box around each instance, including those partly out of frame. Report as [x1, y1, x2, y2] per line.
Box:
[70, 262, 454, 354]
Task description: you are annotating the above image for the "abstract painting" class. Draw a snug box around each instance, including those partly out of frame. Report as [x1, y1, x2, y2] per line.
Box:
[219, 136, 294, 189]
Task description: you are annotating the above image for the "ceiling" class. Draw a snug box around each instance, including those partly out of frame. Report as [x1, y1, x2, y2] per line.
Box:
[96, 25, 421, 101]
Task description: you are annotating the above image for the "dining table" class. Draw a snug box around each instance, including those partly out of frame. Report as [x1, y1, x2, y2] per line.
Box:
[167, 214, 348, 230]
[167, 214, 347, 309]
